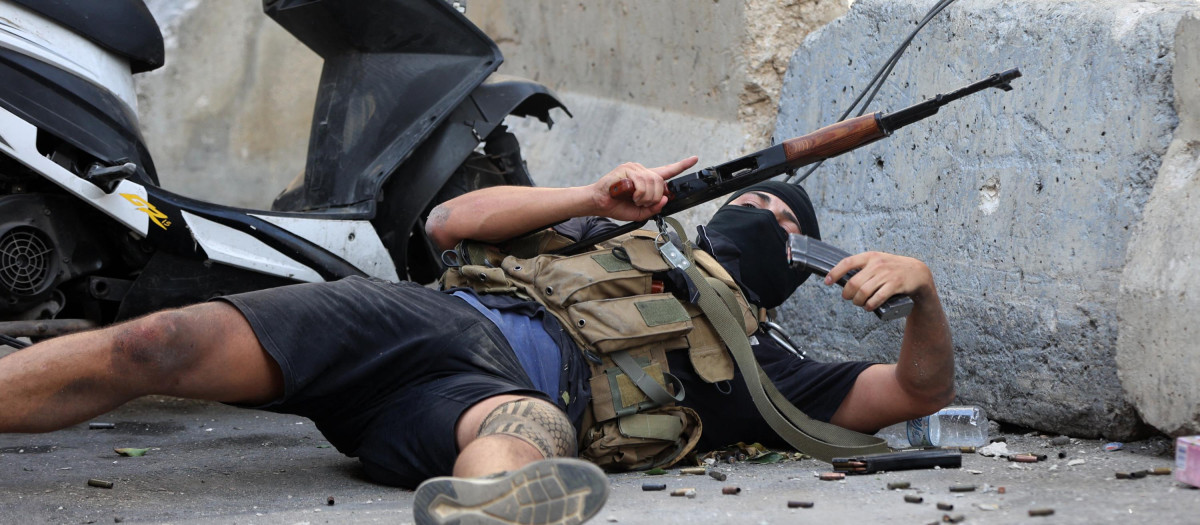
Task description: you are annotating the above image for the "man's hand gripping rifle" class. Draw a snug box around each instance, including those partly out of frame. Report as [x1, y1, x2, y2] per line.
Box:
[558, 68, 1021, 320]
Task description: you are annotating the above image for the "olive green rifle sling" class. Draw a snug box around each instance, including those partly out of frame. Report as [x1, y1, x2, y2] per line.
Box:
[662, 217, 889, 462]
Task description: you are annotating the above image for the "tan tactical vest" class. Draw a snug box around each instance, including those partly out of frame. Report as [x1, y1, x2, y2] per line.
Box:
[440, 229, 760, 470]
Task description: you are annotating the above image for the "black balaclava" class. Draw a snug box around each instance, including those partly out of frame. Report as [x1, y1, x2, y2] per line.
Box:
[698, 181, 820, 309]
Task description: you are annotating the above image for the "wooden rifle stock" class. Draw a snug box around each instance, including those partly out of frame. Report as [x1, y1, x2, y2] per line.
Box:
[607, 113, 888, 202]
[781, 113, 888, 166]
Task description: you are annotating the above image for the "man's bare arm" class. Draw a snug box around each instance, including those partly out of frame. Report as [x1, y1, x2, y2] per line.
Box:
[823, 252, 955, 432]
[425, 157, 698, 251]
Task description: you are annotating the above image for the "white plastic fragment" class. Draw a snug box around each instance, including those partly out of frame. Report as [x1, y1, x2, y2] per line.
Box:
[1067, 459, 1086, 466]
[978, 442, 1010, 457]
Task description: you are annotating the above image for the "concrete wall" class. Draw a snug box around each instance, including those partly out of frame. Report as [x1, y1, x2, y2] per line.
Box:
[773, 0, 1199, 439]
[131, 0, 1200, 438]
[466, 0, 849, 227]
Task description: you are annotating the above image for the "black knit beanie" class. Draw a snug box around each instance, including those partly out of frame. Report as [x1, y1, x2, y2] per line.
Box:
[723, 181, 820, 240]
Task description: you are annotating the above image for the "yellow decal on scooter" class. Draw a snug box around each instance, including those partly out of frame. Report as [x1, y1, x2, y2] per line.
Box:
[120, 193, 172, 230]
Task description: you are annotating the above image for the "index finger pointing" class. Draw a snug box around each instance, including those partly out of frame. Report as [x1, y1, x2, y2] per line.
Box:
[650, 156, 699, 180]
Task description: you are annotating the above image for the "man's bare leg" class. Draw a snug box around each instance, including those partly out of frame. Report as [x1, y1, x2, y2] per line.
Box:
[412, 395, 608, 525]
[452, 394, 575, 477]
[0, 301, 282, 433]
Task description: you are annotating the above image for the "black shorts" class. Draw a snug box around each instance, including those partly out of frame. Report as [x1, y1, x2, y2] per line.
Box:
[219, 276, 545, 488]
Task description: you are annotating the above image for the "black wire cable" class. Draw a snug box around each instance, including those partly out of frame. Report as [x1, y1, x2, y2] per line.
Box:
[0, 333, 31, 349]
[786, 0, 959, 184]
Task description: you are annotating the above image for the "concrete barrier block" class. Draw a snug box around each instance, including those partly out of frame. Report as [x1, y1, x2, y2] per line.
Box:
[1117, 13, 1200, 438]
[774, 0, 1199, 438]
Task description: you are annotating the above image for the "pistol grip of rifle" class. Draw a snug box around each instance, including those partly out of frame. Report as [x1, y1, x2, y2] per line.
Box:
[608, 179, 674, 201]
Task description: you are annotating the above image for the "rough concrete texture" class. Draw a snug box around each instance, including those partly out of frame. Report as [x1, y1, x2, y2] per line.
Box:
[1117, 13, 1200, 437]
[740, 0, 850, 141]
[774, 0, 1199, 439]
[136, 1, 321, 208]
[468, 0, 849, 148]
[470, 0, 853, 235]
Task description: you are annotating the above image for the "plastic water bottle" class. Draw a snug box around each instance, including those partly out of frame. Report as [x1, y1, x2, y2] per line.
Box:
[874, 405, 989, 448]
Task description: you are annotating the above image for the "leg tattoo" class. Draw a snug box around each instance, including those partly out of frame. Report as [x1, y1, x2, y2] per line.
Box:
[478, 398, 576, 458]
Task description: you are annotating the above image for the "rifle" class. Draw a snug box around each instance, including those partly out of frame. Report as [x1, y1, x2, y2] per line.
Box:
[555, 67, 1021, 255]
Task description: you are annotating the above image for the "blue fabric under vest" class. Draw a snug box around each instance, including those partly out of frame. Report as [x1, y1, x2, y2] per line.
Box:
[452, 290, 563, 402]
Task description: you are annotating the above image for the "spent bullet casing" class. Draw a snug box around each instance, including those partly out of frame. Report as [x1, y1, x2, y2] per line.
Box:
[679, 467, 706, 475]
[1009, 454, 1038, 463]
[887, 481, 911, 490]
[937, 502, 954, 511]
[87, 479, 113, 489]
[670, 488, 697, 498]
[707, 470, 727, 481]
[1028, 508, 1055, 517]
[787, 500, 814, 508]
[948, 484, 976, 492]
[1150, 467, 1172, 475]
[721, 486, 741, 495]
[642, 483, 667, 491]
[819, 472, 845, 481]
[942, 513, 967, 523]
[904, 495, 924, 504]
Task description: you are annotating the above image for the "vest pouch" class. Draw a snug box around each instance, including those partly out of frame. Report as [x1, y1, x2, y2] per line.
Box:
[682, 302, 736, 383]
[588, 348, 687, 422]
[567, 294, 692, 353]
[504, 251, 651, 309]
[579, 406, 703, 472]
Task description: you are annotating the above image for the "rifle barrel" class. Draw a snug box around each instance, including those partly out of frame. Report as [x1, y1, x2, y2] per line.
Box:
[570, 68, 1021, 255]
[880, 68, 1021, 132]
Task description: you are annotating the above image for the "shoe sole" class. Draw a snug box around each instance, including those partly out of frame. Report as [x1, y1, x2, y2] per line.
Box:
[413, 458, 609, 525]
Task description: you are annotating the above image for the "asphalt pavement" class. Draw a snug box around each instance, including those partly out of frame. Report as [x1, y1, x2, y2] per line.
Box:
[2, 390, 1197, 524]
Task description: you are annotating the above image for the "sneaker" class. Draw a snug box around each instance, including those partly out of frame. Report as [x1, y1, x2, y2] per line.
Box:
[413, 458, 609, 525]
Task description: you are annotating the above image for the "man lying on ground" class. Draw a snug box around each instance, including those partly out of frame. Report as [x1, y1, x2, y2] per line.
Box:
[0, 156, 952, 525]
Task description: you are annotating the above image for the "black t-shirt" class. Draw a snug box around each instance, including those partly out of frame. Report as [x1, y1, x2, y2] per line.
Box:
[554, 217, 876, 450]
